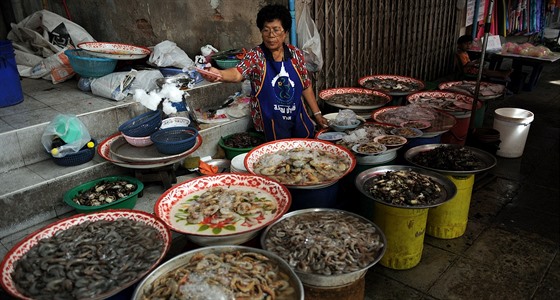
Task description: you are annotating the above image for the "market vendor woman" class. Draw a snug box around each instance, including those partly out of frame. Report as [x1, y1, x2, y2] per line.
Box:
[199, 4, 328, 141]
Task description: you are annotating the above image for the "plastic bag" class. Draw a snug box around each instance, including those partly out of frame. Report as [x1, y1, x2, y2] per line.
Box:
[297, 1, 323, 72]
[91, 70, 137, 101]
[41, 114, 91, 158]
[8, 10, 96, 83]
[148, 40, 194, 69]
[334, 109, 358, 125]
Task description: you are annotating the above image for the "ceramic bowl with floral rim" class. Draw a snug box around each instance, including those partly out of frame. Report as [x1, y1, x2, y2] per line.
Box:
[319, 87, 392, 110]
[406, 91, 478, 113]
[78, 42, 151, 60]
[0, 210, 171, 300]
[358, 74, 425, 96]
[244, 138, 356, 188]
[154, 173, 291, 246]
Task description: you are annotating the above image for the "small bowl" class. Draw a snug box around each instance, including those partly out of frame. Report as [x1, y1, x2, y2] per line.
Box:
[400, 120, 431, 130]
[121, 133, 153, 147]
[160, 117, 191, 129]
[230, 153, 249, 173]
[391, 127, 424, 138]
[374, 135, 408, 147]
[352, 142, 387, 155]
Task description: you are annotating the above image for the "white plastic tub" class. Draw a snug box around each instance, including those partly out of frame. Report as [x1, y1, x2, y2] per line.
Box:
[493, 108, 534, 158]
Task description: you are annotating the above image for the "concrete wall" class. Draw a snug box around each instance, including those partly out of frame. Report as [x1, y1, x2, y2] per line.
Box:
[3, 0, 288, 57]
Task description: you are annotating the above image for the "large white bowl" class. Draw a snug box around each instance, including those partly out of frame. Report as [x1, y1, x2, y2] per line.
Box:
[160, 116, 191, 129]
[0, 210, 171, 300]
[154, 173, 291, 246]
[244, 138, 356, 188]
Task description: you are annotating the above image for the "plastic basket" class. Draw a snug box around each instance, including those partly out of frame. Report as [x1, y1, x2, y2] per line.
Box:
[214, 58, 240, 69]
[150, 126, 198, 155]
[218, 132, 265, 159]
[51, 139, 97, 166]
[63, 176, 144, 213]
[64, 49, 117, 78]
[118, 110, 162, 137]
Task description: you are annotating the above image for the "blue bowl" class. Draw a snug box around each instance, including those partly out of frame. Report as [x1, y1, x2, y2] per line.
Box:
[150, 126, 198, 155]
[118, 110, 162, 137]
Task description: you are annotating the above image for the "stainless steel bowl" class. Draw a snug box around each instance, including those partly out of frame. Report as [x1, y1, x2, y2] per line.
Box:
[260, 208, 387, 287]
[404, 144, 497, 176]
[132, 245, 304, 300]
[354, 165, 457, 209]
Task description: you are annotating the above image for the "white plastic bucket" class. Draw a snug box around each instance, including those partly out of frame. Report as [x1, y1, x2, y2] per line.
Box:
[493, 108, 534, 158]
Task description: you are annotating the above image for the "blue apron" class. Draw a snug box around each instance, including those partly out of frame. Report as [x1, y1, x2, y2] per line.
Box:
[255, 57, 314, 141]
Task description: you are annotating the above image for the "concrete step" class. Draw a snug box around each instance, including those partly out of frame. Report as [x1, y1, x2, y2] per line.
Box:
[0, 77, 248, 239]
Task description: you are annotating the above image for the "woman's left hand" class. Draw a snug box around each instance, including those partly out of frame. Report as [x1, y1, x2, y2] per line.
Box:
[314, 114, 329, 128]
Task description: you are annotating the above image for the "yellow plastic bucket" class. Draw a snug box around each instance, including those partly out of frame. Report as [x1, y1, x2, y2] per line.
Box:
[426, 174, 475, 239]
[372, 203, 428, 270]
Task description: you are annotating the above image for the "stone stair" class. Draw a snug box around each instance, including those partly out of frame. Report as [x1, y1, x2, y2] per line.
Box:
[0, 77, 249, 244]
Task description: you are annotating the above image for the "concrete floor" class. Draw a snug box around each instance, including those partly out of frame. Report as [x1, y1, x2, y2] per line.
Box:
[1, 61, 559, 299]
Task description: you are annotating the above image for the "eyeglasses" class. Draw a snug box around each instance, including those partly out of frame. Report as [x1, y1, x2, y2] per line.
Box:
[261, 27, 285, 37]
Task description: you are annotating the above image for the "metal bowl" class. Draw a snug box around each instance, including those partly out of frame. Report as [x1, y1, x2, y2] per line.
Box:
[132, 245, 304, 300]
[404, 144, 498, 176]
[261, 208, 386, 287]
[355, 165, 457, 208]
[154, 173, 291, 246]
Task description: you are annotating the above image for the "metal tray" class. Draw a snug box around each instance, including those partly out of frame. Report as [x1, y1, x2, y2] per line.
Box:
[355, 165, 457, 209]
[404, 144, 497, 176]
[98, 133, 202, 169]
[110, 135, 190, 163]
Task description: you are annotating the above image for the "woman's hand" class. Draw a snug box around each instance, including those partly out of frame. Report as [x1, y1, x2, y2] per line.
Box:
[314, 114, 329, 128]
[197, 67, 223, 82]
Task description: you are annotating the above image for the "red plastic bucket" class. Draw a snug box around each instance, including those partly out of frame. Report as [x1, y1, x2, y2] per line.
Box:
[441, 111, 470, 145]
[0, 40, 23, 108]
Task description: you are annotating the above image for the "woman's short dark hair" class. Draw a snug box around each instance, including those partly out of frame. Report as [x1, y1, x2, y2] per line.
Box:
[256, 4, 291, 32]
[457, 34, 473, 45]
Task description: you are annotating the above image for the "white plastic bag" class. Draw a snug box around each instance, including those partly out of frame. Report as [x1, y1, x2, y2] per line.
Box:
[91, 70, 137, 101]
[297, 1, 323, 72]
[8, 10, 96, 83]
[148, 40, 194, 69]
[41, 114, 91, 158]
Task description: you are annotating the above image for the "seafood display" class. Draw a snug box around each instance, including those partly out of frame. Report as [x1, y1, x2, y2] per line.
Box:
[374, 105, 456, 137]
[363, 170, 443, 206]
[335, 123, 394, 149]
[359, 75, 424, 95]
[172, 186, 278, 232]
[325, 93, 389, 107]
[373, 135, 407, 147]
[252, 147, 351, 185]
[438, 81, 505, 99]
[400, 120, 431, 130]
[262, 210, 385, 278]
[138, 249, 300, 300]
[11, 218, 166, 299]
[71, 180, 137, 206]
[406, 91, 475, 112]
[223, 132, 265, 149]
[155, 174, 291, 246]
[319, 87, 391, 109]
[353, 142, 387, 155]
[410, 145, 488, 171]
[391, 127, 423, 138]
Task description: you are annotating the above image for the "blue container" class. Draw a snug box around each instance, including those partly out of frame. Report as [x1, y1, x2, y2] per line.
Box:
[0, 40, 23, 108]
[288, 182, 340, 211]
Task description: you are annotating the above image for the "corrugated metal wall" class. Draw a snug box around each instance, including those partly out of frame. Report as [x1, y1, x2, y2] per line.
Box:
[310, 0, 459, 91]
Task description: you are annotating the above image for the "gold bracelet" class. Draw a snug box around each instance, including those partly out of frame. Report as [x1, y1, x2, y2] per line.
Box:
[313, 111, 322, 116]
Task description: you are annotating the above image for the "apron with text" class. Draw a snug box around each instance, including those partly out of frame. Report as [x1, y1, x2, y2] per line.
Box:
[255, 59, 314, 141]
